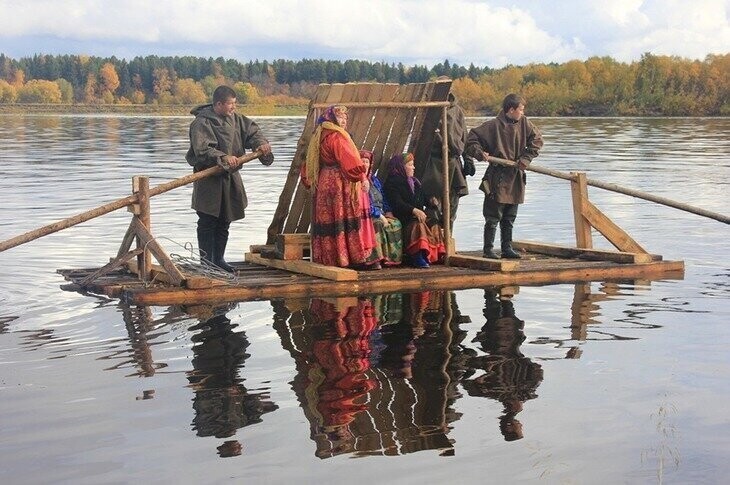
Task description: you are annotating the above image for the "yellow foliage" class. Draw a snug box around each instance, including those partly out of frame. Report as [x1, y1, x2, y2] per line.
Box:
[0, 79, 17, 103]
[233, 82, 260, 104]
[99, 63, 120, 94]
[18, 79, 62, 103]
[130, 90, 146, 104]
[173, 78, 207, 104]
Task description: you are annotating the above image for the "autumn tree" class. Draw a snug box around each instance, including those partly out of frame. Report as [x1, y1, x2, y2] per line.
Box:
[55, 78, 73, 103]
[0, 79, 17, 103]
[17, 79, 62, 103]
[233, 81, 260, 104]
[152, 67, 174, 103]
[172, 78, 207, 104]
[98, 62, 120, 103]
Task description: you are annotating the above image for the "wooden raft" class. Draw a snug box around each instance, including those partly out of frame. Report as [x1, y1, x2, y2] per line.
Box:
[58, 244, 684, 305]
[51, 79, 690, 304]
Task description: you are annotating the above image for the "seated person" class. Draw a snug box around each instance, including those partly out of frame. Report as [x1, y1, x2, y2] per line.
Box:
[360, 150, 403, 267]
[383, 153, 445, 268]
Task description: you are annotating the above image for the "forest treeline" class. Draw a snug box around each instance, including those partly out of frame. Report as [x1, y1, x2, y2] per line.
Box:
[0, 52, 727, 115]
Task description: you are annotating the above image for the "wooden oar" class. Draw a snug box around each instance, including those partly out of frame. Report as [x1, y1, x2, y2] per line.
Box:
[0, 150, 263, 253]
[484, 155, 729, 225]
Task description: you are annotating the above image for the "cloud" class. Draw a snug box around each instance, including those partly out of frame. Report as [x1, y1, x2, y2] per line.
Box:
[0, 0, 726, 67]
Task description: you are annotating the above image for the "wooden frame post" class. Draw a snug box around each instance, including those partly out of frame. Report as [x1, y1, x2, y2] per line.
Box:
[133, 176, 152, 281]
[571, 172, 593, 249]
[441, 105, 452, 260]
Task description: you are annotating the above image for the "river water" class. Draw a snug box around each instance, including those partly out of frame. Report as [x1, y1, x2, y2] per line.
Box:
[0, 115, 728, 484]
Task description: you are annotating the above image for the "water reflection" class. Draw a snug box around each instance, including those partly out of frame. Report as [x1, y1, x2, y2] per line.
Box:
[186, 304, 278, 457]
[273, 291, 469, 458]
[461, 290, 543, 441]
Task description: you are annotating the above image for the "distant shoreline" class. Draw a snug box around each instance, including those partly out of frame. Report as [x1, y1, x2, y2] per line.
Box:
[0, 103, 309, 116]
[0, 103, 726, 118]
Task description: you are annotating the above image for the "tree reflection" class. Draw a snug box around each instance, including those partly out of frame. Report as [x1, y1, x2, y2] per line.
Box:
[186, 305, 278, 457]
[461, 289, 543, 441]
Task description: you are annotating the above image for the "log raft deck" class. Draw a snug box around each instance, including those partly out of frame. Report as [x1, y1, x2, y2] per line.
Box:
[42, 79, 688, 305]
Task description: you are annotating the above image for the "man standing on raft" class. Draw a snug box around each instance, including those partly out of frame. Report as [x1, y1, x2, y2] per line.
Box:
[186, 85, 273, 272]
[465, 93, 543, 259]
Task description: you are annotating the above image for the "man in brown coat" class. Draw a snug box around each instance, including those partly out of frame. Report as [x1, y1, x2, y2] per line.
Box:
[420, 90, 470, 231]
[464, 94, 543, 259]
[186, 85, 273, 272]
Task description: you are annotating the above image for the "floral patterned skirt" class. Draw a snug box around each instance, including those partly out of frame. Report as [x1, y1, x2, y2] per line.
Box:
[311, 168, 375, 267]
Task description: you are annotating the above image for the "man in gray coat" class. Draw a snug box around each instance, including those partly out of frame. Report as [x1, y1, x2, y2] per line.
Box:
[185, 85, 273, 272]
[465, 94, 543, 259]
[420, 89, 471, 231]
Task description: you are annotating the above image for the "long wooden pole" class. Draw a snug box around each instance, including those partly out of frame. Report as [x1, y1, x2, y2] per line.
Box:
[485, 155, 730, 225]
[441, 106, 451, 260]
[0, 150, 264, 253]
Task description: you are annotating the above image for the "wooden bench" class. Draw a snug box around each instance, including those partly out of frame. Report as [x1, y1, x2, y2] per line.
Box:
[274, 233, 311, 260]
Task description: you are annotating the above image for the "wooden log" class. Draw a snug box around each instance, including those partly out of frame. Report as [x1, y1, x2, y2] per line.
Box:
[124, 259, 223, 289]
[131, 219, 186, 285]
[448, 254, 520, 271]
[312, 101, 450, 108]
[134, 176, 152, 280]
[79, 248, 143, 287]
[249, 244, 273, 254]
[511, 240, 657, 263]
[571, 172, 593, 248]
[116, 220, 137, 259]
[0, 150, 263, 253]
[123, 259, 685, 306]
[441, 105, 451, 262]
[580, 199, 648, 254]
[245, 252, 358, 281]
[362, 84, 400, 163]
[485, 155, 729, 224]
[273, 233, 311, 260]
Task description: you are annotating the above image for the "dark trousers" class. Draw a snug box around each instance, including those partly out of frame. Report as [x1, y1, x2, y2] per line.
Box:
[196, 211, 231, 263]
[483, 198, 519, 230]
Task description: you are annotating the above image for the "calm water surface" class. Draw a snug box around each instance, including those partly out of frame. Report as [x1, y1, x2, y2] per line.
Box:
[0, 115, 728, 484]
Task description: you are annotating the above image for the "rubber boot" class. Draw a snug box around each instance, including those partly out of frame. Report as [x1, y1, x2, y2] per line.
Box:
[197, 227, 216, 266]
[213, 226, 235, 273]
[483, 224, 499, 259]
[500, 224, 522, 259]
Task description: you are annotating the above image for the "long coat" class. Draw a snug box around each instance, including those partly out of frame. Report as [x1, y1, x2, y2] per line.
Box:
[419, 93, 469, 201]
[464, 111, 543, 205]
[185, 104, 270, 221]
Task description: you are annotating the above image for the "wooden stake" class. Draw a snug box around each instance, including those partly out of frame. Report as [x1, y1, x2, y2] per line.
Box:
[571, 172, 593, 248]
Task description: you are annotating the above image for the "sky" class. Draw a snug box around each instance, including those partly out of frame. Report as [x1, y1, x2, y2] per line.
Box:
[0, 0, 728, 68]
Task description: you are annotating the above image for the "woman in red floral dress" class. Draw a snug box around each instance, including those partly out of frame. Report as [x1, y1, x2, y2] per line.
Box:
[301, 105, 377, 268]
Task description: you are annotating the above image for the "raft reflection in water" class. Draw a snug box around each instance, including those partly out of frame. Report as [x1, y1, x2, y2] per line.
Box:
[186, 305, 278, 457]
[273, 287, 545, 458]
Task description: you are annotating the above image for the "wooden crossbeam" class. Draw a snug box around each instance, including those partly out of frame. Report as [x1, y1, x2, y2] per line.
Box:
[79, 248, 143, 287]
[512, 240, 657, 263]
[244, 252, 358, 281]
[448, 254, 520, 272]
[131, 219, 186, 285]
[581, 200, 648, 254]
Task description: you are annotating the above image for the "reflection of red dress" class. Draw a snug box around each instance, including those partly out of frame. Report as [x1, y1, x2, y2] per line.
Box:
[308, 299, 378, 429]
[301, 130, 375, 267]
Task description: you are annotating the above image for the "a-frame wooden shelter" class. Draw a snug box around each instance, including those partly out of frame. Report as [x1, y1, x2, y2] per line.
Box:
[266, 79, 454, 245]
